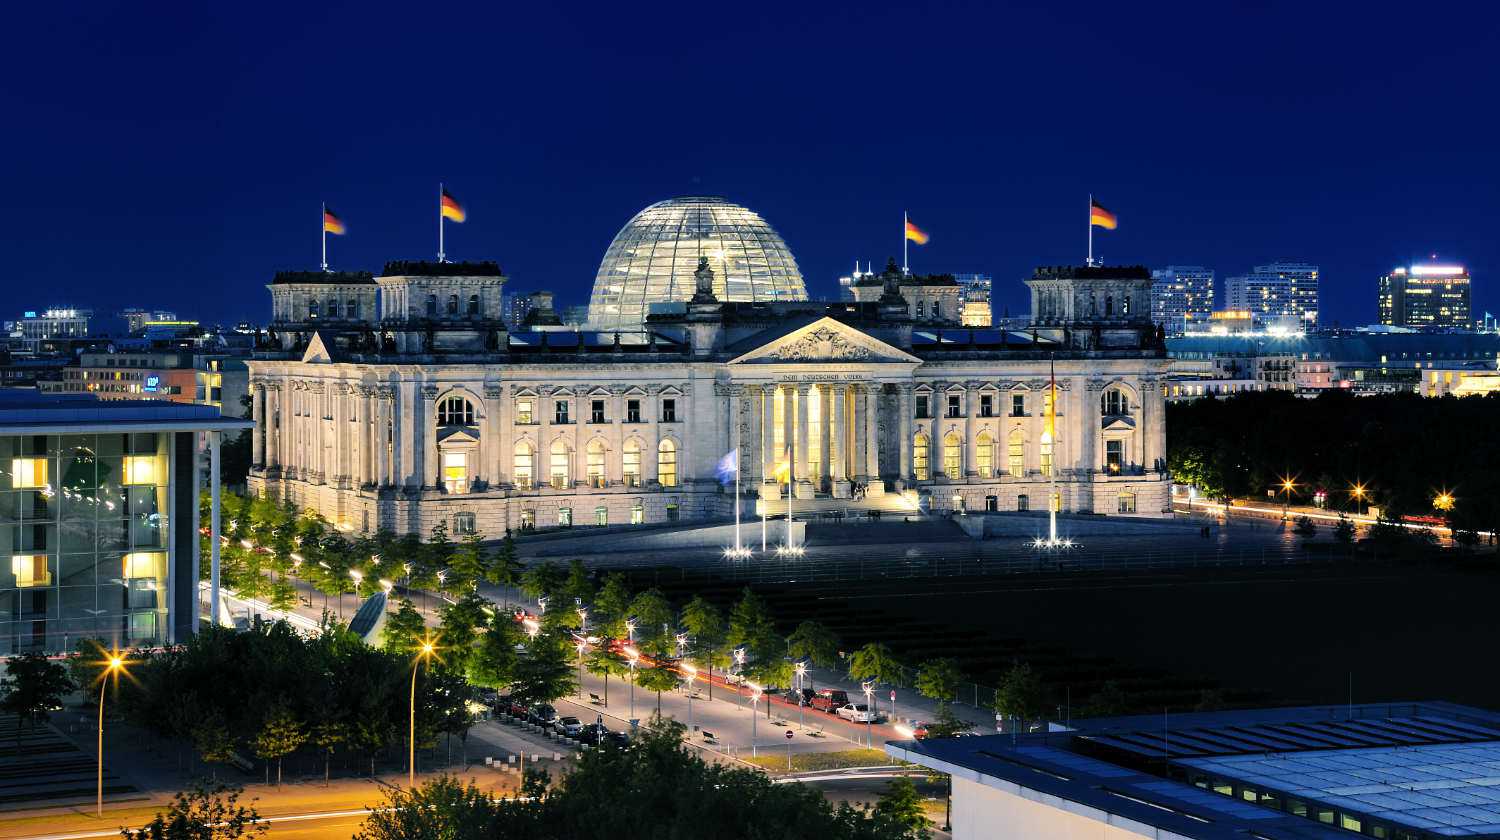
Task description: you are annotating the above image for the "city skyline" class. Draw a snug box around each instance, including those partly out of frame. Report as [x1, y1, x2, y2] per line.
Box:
[2, 4, 1497, 329]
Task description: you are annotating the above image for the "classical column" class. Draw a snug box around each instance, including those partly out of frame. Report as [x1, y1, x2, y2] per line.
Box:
[266, 386, 280, 468]
[964, 383, 977, 478]
[794, 384, 811, 498]
[422, 386, 439, 489]
[250, 384, 265, 467]
[930, 420, 941, 480]
[863, 385, 880, 483]
[829, 385, 847, 494]
[395, 384, 412, 489]
[897, 384, 913, 482]
[761, 385, 776, 484]
[1139, 377, 1160, 473]
[746, 385, 762, 483]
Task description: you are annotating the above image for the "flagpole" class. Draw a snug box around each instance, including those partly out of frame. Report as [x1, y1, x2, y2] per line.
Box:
[902, 211, 909, 274]
[437, 182, 446, 263]
[734, 406, 742, 553]
[1048, 354, 1058, 543]
[1087, 194, 1093, 267]
[321, 202, 328, 272]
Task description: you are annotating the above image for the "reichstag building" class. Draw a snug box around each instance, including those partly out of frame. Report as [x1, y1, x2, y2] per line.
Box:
[246, 196, 1169, 537]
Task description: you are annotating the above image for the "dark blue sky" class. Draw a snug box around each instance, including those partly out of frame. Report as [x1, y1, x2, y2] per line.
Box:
[4, 1, 1496, 328]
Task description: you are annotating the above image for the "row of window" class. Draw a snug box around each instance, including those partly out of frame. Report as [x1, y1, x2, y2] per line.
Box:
[907, 433, 1129, 479]
[437, 396, 678, 427]
[508, 500, 678, 531]
[441, 439, 679, 494]
[913, 389, 1132, 419]
[307, 299, 362, 320]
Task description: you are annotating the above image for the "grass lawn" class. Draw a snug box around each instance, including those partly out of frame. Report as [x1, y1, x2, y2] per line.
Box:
[742, 748, 900, 773]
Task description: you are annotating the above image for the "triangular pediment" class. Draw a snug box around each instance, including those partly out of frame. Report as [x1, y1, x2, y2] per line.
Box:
[729, 317, 920, 366]
[301, 332, 333, 364]
[1103, 416, 1136, 432]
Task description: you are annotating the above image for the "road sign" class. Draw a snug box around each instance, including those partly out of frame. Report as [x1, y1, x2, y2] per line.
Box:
[785, 730, 794, 739]
[890, 690, 896, 701]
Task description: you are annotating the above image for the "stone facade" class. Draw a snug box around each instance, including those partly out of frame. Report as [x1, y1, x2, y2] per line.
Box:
[247, 260, 1170, 537]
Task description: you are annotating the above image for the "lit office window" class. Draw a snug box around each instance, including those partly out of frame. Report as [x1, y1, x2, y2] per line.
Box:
[122, 455, 158, 486]
[12, 458, 47, 489]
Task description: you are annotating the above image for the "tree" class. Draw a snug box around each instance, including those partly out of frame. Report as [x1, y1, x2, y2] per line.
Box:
[993, 662, 1046, 729]
[585, 648, 629, 708]
[520, 561, 565, 605]
[382, 598, 428, 655]
[680, 596, 728, 700]
[439, 590, 492, 674]
[309, 719, 346, 786]
[563, 559, 595, 612]
[635, 663, 681, 716]
[847, 643, 903, 687]
[627, 588, 676, 657]
[424, 521, 457, 591]
[0, 652, 74, 735]
[914, 658, 963, 712]
[727, 588, 773, 650]
[122, 783, 268, 840]
[872, 777, 930, 840]
[449, 532, 489, 587]
[1333, 514, 1356, 545]
[1080, 680, 1129, 718]
[786, 620, 841, 679]
[510, 633, 576, 706]
[468, 612, 521, 689]
[191, 712, 237, 781]
[252, 703, 305, 787]
[592, 574, 632, 640]
[1293, 515, 1317, 538]
[486, 533, 523, 607]
[353, 775, 509, 840]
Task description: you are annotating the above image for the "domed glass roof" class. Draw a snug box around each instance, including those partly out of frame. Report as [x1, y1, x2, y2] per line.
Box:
[588, 196, 806, 330]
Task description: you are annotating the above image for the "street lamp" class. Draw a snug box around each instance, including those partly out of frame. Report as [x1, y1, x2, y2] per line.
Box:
[862, 680, 876, 748]
[1278, 476, 1296, 521]
[675, 632, 688, 659]
[794, 661, 808, 730]
[750, 685, 762, 757]
[96, 652, 127, 818]
[1350, 482, 1367, 517]
[1435, 490, 1455, 512]
[521, 617, 540, 640]
[575, 637, 588, 700]
[681, 663, 698, 733]
[409, 635, 437, 788]
[625, 647, 640, 721]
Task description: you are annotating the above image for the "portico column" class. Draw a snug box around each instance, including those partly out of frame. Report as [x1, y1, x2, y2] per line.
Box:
[266, 386, 280, 468]
[250, 384, 265, 467]
[964, 383, 976, 478]
[863, 385, 880, 482]
[898, 384, 913, 482]
[794, 384, 811, 497]
[422, 388, 439, 489]
[829, 385, 847, 489]
[746, 385, 762, 483]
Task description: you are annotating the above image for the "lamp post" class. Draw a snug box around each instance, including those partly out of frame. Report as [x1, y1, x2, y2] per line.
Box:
[1350, 483, 1367, 518]
[626, 647, 639, 721]
[794, 661, 808, 731]
[409, 639, 436, 788]
[750, 686, 762, 757]
[349, 569, 362, 617]
[97, 654, 125, 818]
[575, 638, 587, 700]
[682, 663, 697, 733]
[1279, 477, 1296, 521]
[862, 680, 876, 749]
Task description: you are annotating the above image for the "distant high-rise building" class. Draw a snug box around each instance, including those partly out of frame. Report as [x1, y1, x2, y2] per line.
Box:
[952, 273, 993, 327]
[16, 308, 92, 351]
[1223, 262, 1319, 331]
[1379, 263, 1471, 329]
[1149, 266, 1214, 336]
[119, 308, 179, 334]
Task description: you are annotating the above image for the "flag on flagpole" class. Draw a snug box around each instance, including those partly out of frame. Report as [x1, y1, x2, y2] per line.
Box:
[441, 189, 466, 222]
[323, 208, 346, 235]
[716, 449, 739, 484]
[772, 446, 792, 484]
[1042, 367, 1057, 444]
[1089, 199, 1117, 230]
[904, 218, 930, 244]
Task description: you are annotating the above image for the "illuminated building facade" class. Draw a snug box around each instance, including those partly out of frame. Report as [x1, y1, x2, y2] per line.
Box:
[57, 351, 249, 417]
[0, 393, 250, 654]
[15, 308, 92, 351]
[953, 273, 994, 327]
[1224, 263, 1319, 331]
[1379, 264, 1472, 329]
[1149, 265, 1214, 337]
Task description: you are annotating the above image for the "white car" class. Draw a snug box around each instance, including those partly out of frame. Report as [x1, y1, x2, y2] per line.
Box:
[553, 716, 584, 737]
[836, 703, 880, 723]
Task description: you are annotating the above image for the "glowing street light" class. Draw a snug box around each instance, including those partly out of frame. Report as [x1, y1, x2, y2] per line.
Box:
[1435, 491, 1455, 512]
[1278, 476, 1297, 521]
[626, 648, 640, 721]
[681, 663, 698, 732]
[521, 617, 540, 639]
[96, 651, 127, 817]
[862, 680, 876, 748]
[1350, 482, 1368, 517]
[409, 635, 438, 788]
[749, 684, 763, 757]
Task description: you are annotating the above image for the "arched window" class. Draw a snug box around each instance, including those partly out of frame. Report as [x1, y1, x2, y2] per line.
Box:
[631, 500, 645, 525]
[1102, 388, 1129, 416]
[513, 442, 534, 489]
[425, 294, 438, 317]
[446, 294, 459, 315]
[1017, 493, 1029, 511]
[976, 431, 994, 477]
[623, 439, 642, 487]
[912, 433, 930, 481]
[550, 439, 571, 489]
[327, 297, 338, 318]
[346, 299, 359, 319]
[436, 395, 475, 427]
[1105, 295, 1114, 317]
[308, 299, 321, 318]
[942, 433, 962, 478]
[657, 439, 678, 487]
[586, 439, 606, 487]
[1117, 491, 1137, 513]
[1007, 429, 1025, 478]
[467, 294, 480, 316]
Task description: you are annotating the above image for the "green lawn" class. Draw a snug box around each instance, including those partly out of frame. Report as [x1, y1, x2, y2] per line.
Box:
[742, 748, 899, 773]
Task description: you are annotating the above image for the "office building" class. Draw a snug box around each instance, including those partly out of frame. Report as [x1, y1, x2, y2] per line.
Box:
[0, 393, 250, 653]
[1150, 266, 1214, 337]
[1224, 263, 1319, 331]
[119, 309, 180, 334]
[891, 701, 1500, 840]
[15, 308, 92, 351]
[1379, 263, 1472, 329]
[56, 351, 249, 417]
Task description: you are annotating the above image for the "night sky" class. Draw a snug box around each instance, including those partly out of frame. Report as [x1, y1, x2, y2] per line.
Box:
[4, 2, 1496, 329]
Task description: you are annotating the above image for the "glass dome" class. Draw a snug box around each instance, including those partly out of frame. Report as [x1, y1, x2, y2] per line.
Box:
[588, 196, 807, 330]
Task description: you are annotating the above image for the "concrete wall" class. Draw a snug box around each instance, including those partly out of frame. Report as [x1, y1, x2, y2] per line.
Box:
[955, 511, 1202, 540]
[525, 520, 804, 557]
[951, 776, 1196, 840]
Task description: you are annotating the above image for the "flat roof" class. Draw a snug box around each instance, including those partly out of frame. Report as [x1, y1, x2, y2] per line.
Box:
[0, 392, 253, 434]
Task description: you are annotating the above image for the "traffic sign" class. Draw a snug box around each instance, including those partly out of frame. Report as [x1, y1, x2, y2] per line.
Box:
[785, 730, 794, 739]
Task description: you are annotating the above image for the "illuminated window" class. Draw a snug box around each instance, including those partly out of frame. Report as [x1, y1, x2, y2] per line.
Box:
[122, 455, 158, 486]
[1040, 437, 1053, 478]
[442, 452, 468, 494]
[657, 439, 677, 487]
[437, 396, 475, 426]
[12, 458, 47, 489]
[1051, 492, 1061, 512]
[12, 554, 50, 587]
[519, 509, 535, 529]
[912, 433, 930, 481]
[943, 433, 962, 478]
[586, 439, 606, 487]
[1106, 440, 1123, 474]
[623, 439, 641, 486]
[976, 432, 993, 477]
[558, 507, 572, 527]
[1007, 429, 1025, 478]
[1117, 491, 1136, 513]
[516, 398, 534, 424]
[631, 501, 644, 525]
[123, 551, 164, 580]
[595, 506, 608, 526]
[550, 440, 571, 489]
[513, 442, 534, 489]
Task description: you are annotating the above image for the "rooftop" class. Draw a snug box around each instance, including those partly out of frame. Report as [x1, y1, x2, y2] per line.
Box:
[0, 392, 252, 433]
[271, 270, 375, 286]
[380, 260, 504, 277]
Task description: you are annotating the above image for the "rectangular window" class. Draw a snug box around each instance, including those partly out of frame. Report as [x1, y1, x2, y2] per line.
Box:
[442, 452, 468, 494]
[1106, 440, 1123, 473]
[626, 399, 641, 423]
[590, 399, 606, 424]
[454, 512, 476, 535]
[1008, 435, 1024, 478]
[1017, 494, 1029, 512]
[915, 395, 930, 419]
[519, 509, 535, 529]
[977, 437, 993, 476]
[659, 446, 677, 487]
[623, 447, 641, 486]
[122, 455, 158, 486]
[554, 400, 570, 424]
[595, 506, 608, 526]
[630, 503, 644, 525]
[662, 398, 677, 423]
[916, 300, 925, 318]
[985, 495, 998, 512]
[11, 554, 50, 587]
[946, 394, 961, 418]
[1040, 439, 1053, 478]
[1117, 492, 1136, 514]
[913, 443, 929, 481]
[587, 447, 605, 487]
[12, 458, 47, 489]
[980, 394, 993, 417]
[666, 503, 679, 522]
[516, 399, 534, 424]
[943, 436, 961, 477]
[558, 507, 572, 527]
[1012, 394, 1025, 417]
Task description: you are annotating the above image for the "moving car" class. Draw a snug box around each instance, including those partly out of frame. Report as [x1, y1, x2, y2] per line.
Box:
[783, 688, 814, 706]
[553, 715, 584, 737]
[809, 689, 849, 713]
[836, 703, 880, 723]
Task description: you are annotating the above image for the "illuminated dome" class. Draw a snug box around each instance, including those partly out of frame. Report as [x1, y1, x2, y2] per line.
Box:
[588, 196, 806, 330]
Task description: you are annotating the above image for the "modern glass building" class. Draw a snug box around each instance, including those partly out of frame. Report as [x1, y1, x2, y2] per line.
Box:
[0, 394, 249, 654]
[1150, 265, 1214, 337]
[1379, 263, 1472, 329]
[588, 196, 807, 331]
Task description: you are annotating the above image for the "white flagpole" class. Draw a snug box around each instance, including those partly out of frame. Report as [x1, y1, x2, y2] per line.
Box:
[438, 182, 446, 263]
[734, 411, 742, 552]
[1087, 194, 1093, 267]
[321, 202, 328, 272]
[902, 211, 909, 274]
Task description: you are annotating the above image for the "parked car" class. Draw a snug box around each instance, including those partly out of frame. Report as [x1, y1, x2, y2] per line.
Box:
[527, 704, 558, 726]
[600, 730, 631, 749]
[553, 716, 584, 737]
[836, 703, 880, 723]
[783, 688, 814, 706]
[498, 695, 528, 717]
[809, 689, 849, 713]
[577, 723, 609, 746]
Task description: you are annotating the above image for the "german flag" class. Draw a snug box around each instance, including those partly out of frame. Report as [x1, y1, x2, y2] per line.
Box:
[323, 208, 346, 235]
[440, 189, 466, 223]
[1089, 199, 1118, 230]
[904, 218, 930, 245]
